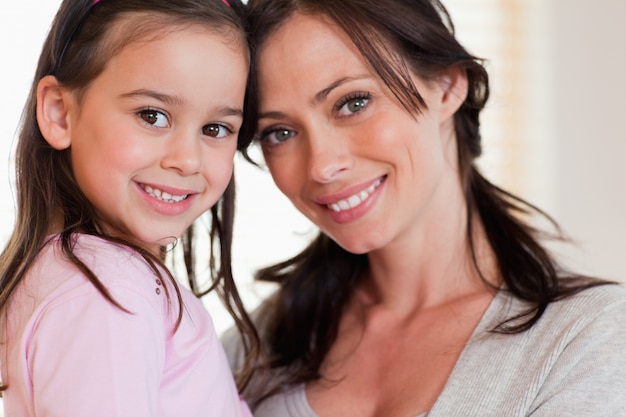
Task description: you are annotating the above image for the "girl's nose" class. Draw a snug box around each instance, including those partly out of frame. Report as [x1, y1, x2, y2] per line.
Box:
[161, 131, 202, 175]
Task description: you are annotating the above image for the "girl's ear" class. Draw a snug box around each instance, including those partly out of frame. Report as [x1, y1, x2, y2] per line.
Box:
[36, 75, 73, 150]
[438, 67, 469, 122]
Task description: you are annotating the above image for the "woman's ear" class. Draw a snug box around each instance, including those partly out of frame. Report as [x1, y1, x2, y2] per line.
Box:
[36, 75, 73, 150]
[438, 67, 469, 122]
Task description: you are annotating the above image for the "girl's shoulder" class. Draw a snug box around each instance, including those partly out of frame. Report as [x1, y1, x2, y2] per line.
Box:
[64, 233, 161, 276]
[23, 234, 172, 316]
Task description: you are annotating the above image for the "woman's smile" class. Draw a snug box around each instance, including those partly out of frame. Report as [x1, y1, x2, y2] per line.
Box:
[256, 13, 458, 254]
[322, 176, 385, 213]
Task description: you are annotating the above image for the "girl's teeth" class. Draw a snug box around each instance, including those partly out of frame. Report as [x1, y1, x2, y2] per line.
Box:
[142, 185, 188, 203]
[328, 178, 382, 212]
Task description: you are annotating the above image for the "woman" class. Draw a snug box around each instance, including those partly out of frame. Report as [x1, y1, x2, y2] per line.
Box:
[225, 0, 626, 415]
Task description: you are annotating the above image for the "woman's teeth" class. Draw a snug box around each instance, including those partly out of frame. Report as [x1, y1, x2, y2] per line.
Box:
[328, 178, 382, 212]
[142, 184, 188, 203]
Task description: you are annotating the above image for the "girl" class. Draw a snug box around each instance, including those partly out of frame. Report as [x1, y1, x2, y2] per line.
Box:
[225, 0, 626, 416]
[0, 0, 256, 415]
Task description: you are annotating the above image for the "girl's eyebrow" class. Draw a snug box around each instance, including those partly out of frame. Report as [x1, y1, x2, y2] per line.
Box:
[119, 88, 186, 105]
[119, 88, 243, 116]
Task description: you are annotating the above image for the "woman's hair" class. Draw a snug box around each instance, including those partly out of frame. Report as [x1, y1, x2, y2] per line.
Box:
[240, 0, 610, 403]
[0, 0, 258, 391]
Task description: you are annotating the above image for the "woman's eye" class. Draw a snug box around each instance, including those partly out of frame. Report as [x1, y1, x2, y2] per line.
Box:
[138, 109, 169, 128]
[259, 128, 296, 146]
[337, 95, 370, 117]
[203, 123, 230, 138]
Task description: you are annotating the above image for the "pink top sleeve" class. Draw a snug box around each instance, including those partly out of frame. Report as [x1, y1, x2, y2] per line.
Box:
[26, 284, 166, 416]
[1, 235, 251, 417]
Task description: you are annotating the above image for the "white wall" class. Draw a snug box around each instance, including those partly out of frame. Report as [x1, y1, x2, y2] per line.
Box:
[535, 0, 626, 281]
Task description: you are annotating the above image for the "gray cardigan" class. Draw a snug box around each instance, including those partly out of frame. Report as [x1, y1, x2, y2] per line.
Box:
[223, 285, 626, 417]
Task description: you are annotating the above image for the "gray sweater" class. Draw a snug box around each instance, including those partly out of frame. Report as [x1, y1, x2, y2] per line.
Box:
[223, 285, 626, 416]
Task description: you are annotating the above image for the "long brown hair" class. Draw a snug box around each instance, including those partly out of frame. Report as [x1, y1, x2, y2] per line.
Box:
[0, 0, 258, 391]
[240, 0, 610, 404]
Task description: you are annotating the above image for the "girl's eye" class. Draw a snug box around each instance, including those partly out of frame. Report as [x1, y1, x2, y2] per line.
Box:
[202, 123, 231, 138]
[258, 128, 296, 146]
[138, 109, 169, 128]
[336, 93, 371, 117]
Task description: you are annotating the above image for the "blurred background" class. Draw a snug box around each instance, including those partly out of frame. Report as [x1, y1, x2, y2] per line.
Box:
[0, 1, 625, 410]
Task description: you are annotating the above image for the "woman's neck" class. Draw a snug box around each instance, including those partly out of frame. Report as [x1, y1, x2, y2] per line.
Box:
[363, 192, 499, 316]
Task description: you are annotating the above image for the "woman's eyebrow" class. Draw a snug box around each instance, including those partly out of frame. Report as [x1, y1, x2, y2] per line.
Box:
[259, 75, 371, 119]
[311, 76, 368, 106]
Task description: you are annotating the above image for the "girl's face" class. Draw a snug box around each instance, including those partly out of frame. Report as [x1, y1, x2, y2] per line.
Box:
[66, 25, 247, 253]
[255, 13, 465, 255]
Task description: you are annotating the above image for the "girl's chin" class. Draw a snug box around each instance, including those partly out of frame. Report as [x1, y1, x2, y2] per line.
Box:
[124, 233, 179, 255]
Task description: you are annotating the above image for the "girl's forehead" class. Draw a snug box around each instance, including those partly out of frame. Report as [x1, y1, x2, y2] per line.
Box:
[105, 13, 245, 56]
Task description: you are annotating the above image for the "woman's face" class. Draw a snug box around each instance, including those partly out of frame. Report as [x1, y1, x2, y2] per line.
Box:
[255, 13, 466, 255]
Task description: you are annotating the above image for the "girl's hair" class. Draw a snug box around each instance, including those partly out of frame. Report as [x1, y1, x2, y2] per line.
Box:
[240, 0, 610, 403]
[0, 0, 258, 391]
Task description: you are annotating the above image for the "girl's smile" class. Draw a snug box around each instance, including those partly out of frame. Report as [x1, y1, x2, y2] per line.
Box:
[139, 183, 191, 204]
[136, 182, 197, 216]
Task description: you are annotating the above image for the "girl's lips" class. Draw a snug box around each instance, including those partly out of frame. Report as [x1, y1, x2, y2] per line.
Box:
[135, 181, 198, 216]
[140, 184, 188, 203]
[137, 182, 197, 203]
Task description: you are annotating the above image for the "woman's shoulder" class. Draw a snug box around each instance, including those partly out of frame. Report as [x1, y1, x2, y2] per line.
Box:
[546, 282, 626, 321]
[469, 283, 626, 364]
[221, 294, 277, 371]
[431, 283, 626, 415]
[466, 283, 626, 372]
[492, 282, 626, 329]
[559, 280, 626, 305]
[552, 282, 626, 329]
[222, 298, 267, 369]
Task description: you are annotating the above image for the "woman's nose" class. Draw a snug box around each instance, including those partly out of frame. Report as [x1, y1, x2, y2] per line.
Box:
[307, 132, 353, 183]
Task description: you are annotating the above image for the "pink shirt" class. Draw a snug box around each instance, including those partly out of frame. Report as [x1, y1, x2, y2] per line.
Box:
[1, 234, 251, 417]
